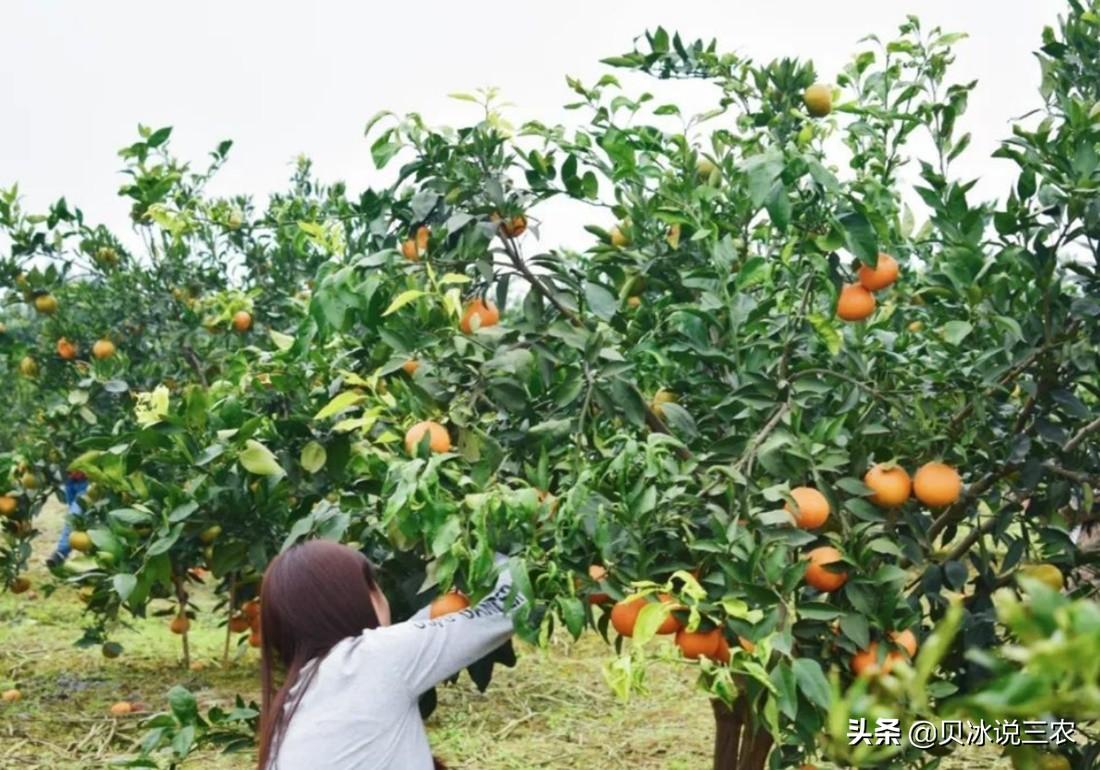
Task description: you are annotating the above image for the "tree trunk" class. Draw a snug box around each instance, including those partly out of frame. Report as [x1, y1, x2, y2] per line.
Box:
[712, 697, 773, 770]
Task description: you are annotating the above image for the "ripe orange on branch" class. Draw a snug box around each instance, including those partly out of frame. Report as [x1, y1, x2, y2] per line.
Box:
[404, 420, 451, 455]
[913, 462, 962, 507]
[786, 487, 830, 529]
[610, 596, 644, 637]
[863, 464, 912, 508]
[804, 546, 848, 592]
[857, 253, 900, 291]
[169, 615, 190, 635]
[228, 614, 251, 634]
[0, 496, 17, 517]
[429, 590, 470, 619]
[232, 311, 253, 332]
[889, 629, 918, 658]
[460, 298, 500, 334]
[492, 212, 527, 238]
[92, 339, 116, 360]
[56, 338, 78, 360]
[836, 283, 876, 321]
[401, 225, 430, 261]
[675, 627, 723, 660]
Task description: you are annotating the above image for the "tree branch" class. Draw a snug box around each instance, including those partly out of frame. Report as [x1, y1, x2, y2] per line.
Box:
[1064, 416, 1100, 455]
[498, 231, 692, 459]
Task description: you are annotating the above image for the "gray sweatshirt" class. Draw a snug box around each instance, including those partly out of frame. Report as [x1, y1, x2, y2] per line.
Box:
[268, 564, 521, 769]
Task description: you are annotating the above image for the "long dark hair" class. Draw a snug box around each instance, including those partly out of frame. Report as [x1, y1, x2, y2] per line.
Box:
[256, 541, 447, 770]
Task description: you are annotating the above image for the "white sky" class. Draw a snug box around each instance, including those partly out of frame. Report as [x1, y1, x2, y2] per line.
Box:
[0, 1, 1064, 252]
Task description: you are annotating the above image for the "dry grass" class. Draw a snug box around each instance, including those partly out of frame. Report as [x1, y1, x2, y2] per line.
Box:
[0, 502, 1008, 769]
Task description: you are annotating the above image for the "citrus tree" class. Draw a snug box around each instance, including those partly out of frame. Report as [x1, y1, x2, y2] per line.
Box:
[3, 3, 1100, 770]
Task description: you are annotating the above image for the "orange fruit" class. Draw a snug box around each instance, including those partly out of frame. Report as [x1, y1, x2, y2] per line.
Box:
[242, 600, 261, 620]
[863, 464, 912, 508]
[249, 630, 262, 648]
[804, 546, 848, 592]
[498, 214, 527, 238]
[610, 226, 630, 248]
[626, 296, 642, 309]
[804, 83, 832, 117]
[610, 596, 645, 637]
[68, 531, 94, 553]
[0, 496, 17, 517]
[913, 462, 961, 507]
[402, 359, 420, 375]
[34, 294, 58, 314]
[109, 701, 133, 716]
[404, 420, 451, 455]
[228, 614, 251, 634]
[169, 615, 190, 635]
[836, 283, 876, 321]
[675, 627, 723, 660]
[713, 635, 731, 664]
[586, 564, 611, 605]
[889, 629, 918, 658]
[1, 689, 21, 702]
[9, 577, 31, 594]
[92, 339, 116, 360]
[851, 642, 903, 677]
[857, 253, 900, 292]
[232, 311, 253, 332]
[56, 338, 78, 360]
[402, 225, 430, 260]
[460, 298, 500, 334]
[786, 487, 830, 529]
[429, 590, 470, 619]
[655, 594, 683, 635]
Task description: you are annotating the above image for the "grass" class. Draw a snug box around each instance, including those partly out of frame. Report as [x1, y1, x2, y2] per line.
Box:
[1, 502, 1008, 770]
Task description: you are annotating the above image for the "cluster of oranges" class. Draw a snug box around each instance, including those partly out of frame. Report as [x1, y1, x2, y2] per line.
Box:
[224, 599, 263, 648]
[586, 458, 960, 673]
[836, 252, 900, 322]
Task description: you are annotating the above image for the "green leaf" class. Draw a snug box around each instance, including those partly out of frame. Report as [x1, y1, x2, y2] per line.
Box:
[633, 601, 671, 646]
[940, 320, 973, 345]
[585, 282, 618, 321]
[383, 289, 426, 317]
[839, 211, 878, 263]
[371, 128, 401, 168]
[113, 573, 137, 601]
[735, 257, 770, 290]
[167, 686, 199, 726]
[238, 440, 284, 477]
[300, 441, 327, 474]
[792, 658, 832, 710]
[269, 329, 295, 351]
[808, 313, 842, 355]
[559, 597, 585, 639]
[314, 390, 365, 420]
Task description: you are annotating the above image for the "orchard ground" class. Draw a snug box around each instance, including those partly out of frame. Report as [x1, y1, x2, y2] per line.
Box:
[0, 508, 1011, 770]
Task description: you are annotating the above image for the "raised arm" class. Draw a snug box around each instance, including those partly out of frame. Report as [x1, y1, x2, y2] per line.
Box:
[370, 559, 525, 698]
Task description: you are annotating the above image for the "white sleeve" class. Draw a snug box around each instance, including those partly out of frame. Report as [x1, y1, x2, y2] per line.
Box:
[371, 561, 525, 698]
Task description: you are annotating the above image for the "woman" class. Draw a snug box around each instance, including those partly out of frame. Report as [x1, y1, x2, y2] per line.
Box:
[257, 540, 522, 769]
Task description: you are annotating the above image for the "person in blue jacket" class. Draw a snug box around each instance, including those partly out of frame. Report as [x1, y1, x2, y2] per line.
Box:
[46, 470, 89, 569]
